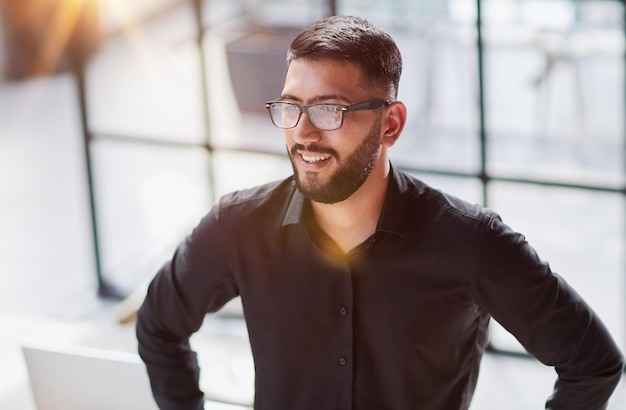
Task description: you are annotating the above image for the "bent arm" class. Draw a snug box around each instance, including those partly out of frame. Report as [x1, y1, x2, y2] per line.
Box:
[136, 208, 239, 409]
[475, 214, 624, 409]
[137, 300, 205, 410]
[541, 279, 624, 409]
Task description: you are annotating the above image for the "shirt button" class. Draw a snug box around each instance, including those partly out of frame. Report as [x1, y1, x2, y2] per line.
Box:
[339, 306, 349, 316]
[339, 357, 348, 366]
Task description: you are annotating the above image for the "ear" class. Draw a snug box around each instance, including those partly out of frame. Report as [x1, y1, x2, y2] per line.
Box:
[381, 101, 407, 148]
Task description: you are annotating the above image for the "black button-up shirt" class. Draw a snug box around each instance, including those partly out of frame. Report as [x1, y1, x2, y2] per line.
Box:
[137, 164, 623, 410]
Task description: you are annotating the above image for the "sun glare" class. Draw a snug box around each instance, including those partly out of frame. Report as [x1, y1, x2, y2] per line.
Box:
[3, 0, 154, 78]
[2, 0, 101, 77]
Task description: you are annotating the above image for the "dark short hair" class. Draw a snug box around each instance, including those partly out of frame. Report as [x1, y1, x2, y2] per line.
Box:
[287, 15, 402, 99]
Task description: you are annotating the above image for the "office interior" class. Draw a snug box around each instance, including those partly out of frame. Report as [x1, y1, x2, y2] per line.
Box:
[0, 0, 625, 408]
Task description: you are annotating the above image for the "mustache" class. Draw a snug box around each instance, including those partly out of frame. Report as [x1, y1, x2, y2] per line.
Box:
[290, 143, 338, 159]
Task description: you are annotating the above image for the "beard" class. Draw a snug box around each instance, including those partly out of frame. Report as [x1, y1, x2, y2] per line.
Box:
[289, 117, 382, 204]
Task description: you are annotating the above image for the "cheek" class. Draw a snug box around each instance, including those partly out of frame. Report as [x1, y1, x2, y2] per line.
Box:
[283, 130, 295, 145]
[335, 138, 364, 159]
[344, 114, 383, 138]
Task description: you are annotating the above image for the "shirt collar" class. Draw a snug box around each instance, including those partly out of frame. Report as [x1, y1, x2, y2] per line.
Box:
[375, 163, 409, 238]
[280, 163, 410, 238]
[282, 179, 305, 227]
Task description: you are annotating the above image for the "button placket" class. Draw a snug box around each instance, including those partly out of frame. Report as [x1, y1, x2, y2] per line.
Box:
[333, 261, 353, 394]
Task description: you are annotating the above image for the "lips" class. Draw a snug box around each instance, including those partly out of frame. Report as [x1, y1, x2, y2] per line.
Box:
[291, 143, 337, 167]
[301, 153, 332, 163]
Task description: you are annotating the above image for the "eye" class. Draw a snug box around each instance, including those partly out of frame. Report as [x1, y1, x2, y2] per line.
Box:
[320, 105, 341, 113]
[283, 104, 300, 113]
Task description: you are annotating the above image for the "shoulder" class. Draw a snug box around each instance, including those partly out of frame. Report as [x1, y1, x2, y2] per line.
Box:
[397, 172, 532, 263]
[210, 176, 298, 229]
[188, 176, 296, 246]
[218, 176, 296, 210]
[393, 168, 497, 227]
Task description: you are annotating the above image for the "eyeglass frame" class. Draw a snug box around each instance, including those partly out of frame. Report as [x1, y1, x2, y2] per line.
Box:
[265, 99, 391, 131]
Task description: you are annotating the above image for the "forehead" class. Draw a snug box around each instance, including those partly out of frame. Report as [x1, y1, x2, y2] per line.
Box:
[281, 58, 367, 102]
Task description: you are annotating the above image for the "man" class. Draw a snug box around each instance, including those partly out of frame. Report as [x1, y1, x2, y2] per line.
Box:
[136, 15, 624, 410]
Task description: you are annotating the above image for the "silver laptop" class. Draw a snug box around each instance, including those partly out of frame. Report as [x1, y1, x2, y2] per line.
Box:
[22, 340, 253, 410]
[22, 341, 159, 410]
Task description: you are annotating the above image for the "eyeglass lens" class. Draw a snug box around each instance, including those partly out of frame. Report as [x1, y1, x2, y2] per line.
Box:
[269, 103, 343, 131]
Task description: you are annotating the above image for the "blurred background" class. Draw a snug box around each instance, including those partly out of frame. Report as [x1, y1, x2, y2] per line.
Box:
[0, 0, 625, 408]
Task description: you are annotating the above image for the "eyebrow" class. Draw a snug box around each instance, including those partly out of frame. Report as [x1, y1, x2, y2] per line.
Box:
[279, 94, 351, 104]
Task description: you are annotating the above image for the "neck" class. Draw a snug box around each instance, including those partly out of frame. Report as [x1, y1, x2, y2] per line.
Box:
[310, 160, 390, 253]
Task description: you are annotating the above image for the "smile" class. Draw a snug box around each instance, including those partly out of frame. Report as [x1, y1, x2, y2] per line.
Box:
[301, 153, 332, 163]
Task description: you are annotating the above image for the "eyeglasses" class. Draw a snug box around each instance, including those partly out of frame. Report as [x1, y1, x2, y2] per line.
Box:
[265, 99, 390, 131]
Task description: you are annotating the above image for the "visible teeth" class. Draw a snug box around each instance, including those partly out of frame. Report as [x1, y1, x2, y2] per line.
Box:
[302, 154, 331, 163]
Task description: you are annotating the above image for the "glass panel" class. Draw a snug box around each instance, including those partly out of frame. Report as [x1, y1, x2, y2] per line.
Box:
[488, 182, 625, 353]
[92, 139, 212, 287]
[211, 150, 293, 199]
[88, 5, 205, 143]
[254, 0, 323, 27]
[483, 0, 625, 187]
[89, 0, 252, 144]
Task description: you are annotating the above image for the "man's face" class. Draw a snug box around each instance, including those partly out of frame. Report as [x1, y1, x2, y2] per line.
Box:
[281, 58, 384, 204]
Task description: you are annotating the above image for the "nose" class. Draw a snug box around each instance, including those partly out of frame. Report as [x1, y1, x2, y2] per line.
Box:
[291, 110, 321, 144]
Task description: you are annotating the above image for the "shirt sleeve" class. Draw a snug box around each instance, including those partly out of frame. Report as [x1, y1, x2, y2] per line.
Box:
[136, 204, 239, 410]
[473, 213, 624, 409]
